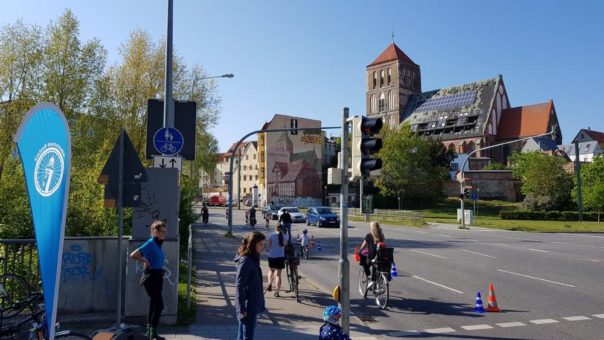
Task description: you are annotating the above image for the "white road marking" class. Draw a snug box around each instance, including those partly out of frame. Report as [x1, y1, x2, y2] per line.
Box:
[562, 233, 604, 239]
[528, 248, 550, 253]
[492, 234, 525, 240]
[496, 322, 527, 328]
[410, 250, 447, 259]
[461, 249, 496, 258]
[412, 275, 464, 294]
[461, 324, 493, 331]
[438, 234, 452, 238]
[563, 315, 591, 321]
[593, 314, 604, 318]
[414, 230, 427, 234]
[584, 258, 600, 262]
[530, 319, 559, 325]
[498, 269, 576, 288]
[424, 327, 455, 333]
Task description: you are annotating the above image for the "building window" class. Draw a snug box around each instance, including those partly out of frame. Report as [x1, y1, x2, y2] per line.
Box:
[373, 72, 377, 89]
[387, 68, 391, 85]
[380, 70, 384, 87]
[256, 175, 258, 180]
[260, 152, 264, 162]
[256, 164, 258, 169]
[253, 154, 256, 160]
[379, 92, 385, 112]
[370, 94, 376, 113]
[246, 155, 248, 160]
[243, 188, 247, 193]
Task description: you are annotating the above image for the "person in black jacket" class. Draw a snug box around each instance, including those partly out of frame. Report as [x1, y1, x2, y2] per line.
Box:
[234, 231, 266, 340]
[278, 209, 293, 241]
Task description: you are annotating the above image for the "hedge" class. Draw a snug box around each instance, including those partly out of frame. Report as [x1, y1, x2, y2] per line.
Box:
[500, 210, 602, 221]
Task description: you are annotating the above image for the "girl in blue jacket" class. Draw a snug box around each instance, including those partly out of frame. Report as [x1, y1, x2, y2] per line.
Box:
[235, 231, 266, 340]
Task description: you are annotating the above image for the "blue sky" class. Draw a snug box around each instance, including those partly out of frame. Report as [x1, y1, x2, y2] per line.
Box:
[2, 0, 603, 151]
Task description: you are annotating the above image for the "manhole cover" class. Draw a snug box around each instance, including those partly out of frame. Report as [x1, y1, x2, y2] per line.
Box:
[357, 315, 378, 323]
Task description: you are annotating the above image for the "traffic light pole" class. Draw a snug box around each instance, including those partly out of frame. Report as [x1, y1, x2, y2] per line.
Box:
[163, 0, 174, 128]
[458, 130, 554, 229]
[339, 108, 350, 334]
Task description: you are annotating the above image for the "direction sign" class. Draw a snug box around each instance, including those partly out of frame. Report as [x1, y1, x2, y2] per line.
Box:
[153, 127, 183, 156]
[153, 155, 182, 171]
[471, 191, 479, 201]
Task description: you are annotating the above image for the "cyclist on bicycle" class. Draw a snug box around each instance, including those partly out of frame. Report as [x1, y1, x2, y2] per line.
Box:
[359, 221, 385, 284]
[319, 305, 351, 340]
[297, 229, 310, 256]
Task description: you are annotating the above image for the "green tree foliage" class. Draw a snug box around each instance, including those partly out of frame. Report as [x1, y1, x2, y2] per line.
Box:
[484, 162, 508, 170]
[375, 123, 452, 206]
[509, 152, 573, 211]
[0, 11, 220, 238]
[573, 156, 604, 220]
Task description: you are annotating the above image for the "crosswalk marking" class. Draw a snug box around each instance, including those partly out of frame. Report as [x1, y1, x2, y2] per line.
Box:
[530, 319, 559, 325]
[563, 315, 591, 321]
[496, 322, 527, 328]
[424, 327, 455, 333]
[461, 324, 493, 331]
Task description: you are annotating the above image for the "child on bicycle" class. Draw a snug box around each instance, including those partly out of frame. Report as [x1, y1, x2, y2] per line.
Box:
[319, 305, 351, 340]
[297, 229, 310, 256]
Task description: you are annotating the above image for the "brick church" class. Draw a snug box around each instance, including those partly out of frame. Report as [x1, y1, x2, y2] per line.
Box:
[366, 43, 562, 164]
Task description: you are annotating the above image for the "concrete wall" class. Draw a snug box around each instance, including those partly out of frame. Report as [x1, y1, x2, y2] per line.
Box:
[445, 170, 521, 201]
[59, 237, 128, 313]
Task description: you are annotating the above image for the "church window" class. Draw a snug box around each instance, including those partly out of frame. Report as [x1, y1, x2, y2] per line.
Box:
[380, 70, 384, 87]
[379, 93, 385, 112]
[387, 68, 391, 85]
[373, 72, 377, 89]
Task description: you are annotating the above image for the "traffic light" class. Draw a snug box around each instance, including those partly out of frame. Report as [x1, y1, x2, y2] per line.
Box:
[464, 188, 470, 198]
[351, 116, 383, 179]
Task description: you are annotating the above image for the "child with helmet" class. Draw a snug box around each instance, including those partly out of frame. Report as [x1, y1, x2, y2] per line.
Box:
[319, 305, 350, 340]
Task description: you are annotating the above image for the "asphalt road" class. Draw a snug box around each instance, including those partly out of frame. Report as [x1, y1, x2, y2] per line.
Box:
[205, 207, 604, 339]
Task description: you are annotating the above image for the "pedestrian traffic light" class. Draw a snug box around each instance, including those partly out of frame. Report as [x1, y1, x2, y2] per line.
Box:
[464, 188, 470, 198]
[351, 116, 383, 179]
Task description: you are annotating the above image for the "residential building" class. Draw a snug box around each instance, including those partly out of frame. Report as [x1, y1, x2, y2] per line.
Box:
[558, 141, 603, 162]
[571, 128, 604, 145]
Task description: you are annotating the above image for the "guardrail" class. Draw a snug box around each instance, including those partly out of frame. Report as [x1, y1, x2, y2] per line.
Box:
[331, 208, 424, 226]
[0, 239, 40, 289]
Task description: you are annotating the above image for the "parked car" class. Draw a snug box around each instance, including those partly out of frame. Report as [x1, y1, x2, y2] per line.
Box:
[207, 195, 226, 207]
[306, 206, 339, 228]
[263, 205, 282, 220]
[277, 207, 306, 223]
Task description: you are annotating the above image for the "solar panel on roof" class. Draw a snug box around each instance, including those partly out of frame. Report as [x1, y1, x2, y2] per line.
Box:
[414, 90, 477, 113]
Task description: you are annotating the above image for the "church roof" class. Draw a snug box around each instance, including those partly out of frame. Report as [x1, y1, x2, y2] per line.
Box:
[497, 101, 553, 140]
[402, 75, 501, 139]
[368, 43, 417, 67]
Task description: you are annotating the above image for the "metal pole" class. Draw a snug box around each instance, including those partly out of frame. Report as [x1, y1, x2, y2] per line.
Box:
[116, 129, 125, 328]
[186, 224, 192, 308]
[459, 130, 555, 229]
[574, 141, 583, 221]
[238, 149, 241, 210]
[339, 108, 350, 334]
[163, 0, 174, 128]
[359, 177, 363, 214]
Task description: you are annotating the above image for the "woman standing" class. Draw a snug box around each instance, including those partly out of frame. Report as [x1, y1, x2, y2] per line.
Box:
[265, 224, 287, 297]
[235, 231, 266, 340]
[359, 222, 385, 281]
[130, 220, 168, 340]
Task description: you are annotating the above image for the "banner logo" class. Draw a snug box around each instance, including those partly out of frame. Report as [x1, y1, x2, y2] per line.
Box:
[34, 144, 65, 197]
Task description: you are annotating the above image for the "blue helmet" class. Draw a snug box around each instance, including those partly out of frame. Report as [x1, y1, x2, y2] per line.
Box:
[303, 229, 308, 234]
[323, 305, 341, 324]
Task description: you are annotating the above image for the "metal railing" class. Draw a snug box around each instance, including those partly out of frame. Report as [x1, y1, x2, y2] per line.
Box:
[331, 208, 424, 226]
[0, 239, 40, 289]
[186, 224, 193, 308]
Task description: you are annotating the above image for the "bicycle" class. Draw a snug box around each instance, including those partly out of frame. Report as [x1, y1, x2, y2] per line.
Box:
[357, 248, 393, 310]
[284, 243, 301, 302]
[0, 273, 31, 318]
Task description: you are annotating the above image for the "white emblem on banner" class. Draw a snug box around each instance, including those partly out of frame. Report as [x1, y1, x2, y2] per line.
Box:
[34, 145, 64, 197]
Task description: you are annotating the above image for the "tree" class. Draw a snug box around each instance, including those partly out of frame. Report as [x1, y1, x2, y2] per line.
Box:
[375, 123, 450, 206]
[509, 152, 573, 211]
[573, 156, 604, 221]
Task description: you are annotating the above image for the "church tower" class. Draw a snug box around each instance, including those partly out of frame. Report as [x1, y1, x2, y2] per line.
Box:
[366, 43, 421, 126]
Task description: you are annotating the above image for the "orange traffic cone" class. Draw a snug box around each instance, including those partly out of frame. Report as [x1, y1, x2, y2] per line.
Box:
[486, 283, 501, 312]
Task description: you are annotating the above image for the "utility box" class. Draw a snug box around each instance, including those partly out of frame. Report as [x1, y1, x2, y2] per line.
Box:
[328, 167, 342, 185]
[456, 209, 474, 225]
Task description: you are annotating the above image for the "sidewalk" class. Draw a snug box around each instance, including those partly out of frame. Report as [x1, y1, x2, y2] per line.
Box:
[163, 223, 377, 339]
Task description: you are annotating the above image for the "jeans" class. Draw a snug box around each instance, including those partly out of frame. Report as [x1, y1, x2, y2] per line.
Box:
[237, 312, 257, 340]
[143, 271, 164, 327]
[283, 223, 292, 241]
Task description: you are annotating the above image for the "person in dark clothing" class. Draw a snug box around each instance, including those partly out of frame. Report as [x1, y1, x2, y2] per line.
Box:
[359, 222, 385, 280]
[130, 220, 168, 339]
[278, 209, 292, 241]
[319, 305, 350, 340]
[249, 206, 257, 227]
[235, 231, 266, 340]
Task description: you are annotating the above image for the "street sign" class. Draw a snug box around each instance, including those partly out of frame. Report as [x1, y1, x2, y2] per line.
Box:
[153, 155, 182, 171]
[153, 127, 184, 156]
[146, 99, 196, 160]
[471, 191, 479, 201]
[361, 195, 373, 214]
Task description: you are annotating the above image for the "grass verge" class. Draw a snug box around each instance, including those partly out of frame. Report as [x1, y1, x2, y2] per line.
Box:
[426, 216, 604, 233]
[177, 262, 196, 326]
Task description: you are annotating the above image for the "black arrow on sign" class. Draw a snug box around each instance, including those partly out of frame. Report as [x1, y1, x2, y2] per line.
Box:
[169, 159, 177, 168]
[160, 159, 167, 168]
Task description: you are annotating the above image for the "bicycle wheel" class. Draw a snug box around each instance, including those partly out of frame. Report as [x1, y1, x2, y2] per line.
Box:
[357, 267, 368, 298]
[55, 330, 92, 339]
[293, 267, 300, 302]
[374, 273, 389, 310]
[0, 274, 31, 317]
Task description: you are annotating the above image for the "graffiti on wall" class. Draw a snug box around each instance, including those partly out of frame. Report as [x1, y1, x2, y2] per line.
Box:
[61, 244, 104, 283]
[134, 258, 176, 286]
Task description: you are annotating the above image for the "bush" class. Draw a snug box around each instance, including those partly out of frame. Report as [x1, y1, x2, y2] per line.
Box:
[500, 210, 601, 221]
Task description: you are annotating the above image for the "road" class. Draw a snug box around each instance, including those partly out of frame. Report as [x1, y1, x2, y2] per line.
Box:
[205, 207, 604, 339]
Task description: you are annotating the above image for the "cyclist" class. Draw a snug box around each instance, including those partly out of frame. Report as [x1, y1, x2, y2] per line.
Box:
[201, 204, 209, 225]
[359, 222, 385, 286]
[297, 229, 310, 258]
[319, 305, 351, 340]
[278, 209, 292, 241]
[249, 205, 257, 228]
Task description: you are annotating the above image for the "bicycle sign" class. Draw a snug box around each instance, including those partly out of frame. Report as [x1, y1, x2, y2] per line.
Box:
[153, 127, 184, 156]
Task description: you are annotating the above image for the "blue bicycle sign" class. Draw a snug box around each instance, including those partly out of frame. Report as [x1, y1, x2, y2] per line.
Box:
[153, 127, 184, 156]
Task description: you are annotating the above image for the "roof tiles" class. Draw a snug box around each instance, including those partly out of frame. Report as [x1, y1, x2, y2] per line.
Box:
[368, 43, 416, 67]
[497, 101, 553, 140]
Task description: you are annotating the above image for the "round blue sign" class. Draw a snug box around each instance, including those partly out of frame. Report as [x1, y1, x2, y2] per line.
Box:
[154, 127, 184, 156]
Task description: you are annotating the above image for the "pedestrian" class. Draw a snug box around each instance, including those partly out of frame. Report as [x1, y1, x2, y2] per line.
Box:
[319, 305, 350, 340]
[278, 209, 292, 241]
[235, 231, 266, 340]
[359, 221, 385, 283]
[265, 211, 270, 229]
[265, 223, 287, 297]
[130, 220, 168, 340]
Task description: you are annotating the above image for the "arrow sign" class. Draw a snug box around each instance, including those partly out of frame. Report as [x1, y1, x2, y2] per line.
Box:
[153, 155, 182, 172]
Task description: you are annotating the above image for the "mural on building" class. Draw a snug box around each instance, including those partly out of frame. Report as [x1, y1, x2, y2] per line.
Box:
[264, 115, 322, 207]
